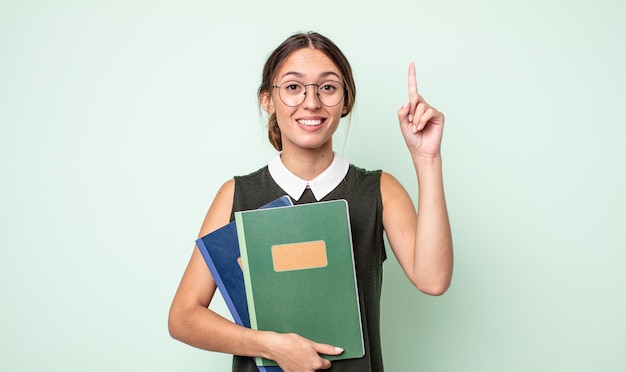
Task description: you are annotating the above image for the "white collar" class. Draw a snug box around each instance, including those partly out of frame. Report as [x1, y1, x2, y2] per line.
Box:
[268, 152, 350, 201]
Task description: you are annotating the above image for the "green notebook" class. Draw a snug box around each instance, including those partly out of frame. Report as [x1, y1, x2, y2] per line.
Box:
[235, 199, 364, 367]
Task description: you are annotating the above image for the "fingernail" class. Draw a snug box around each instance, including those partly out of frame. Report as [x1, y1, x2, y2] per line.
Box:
[335, 347, 344, 353]
[412, 125, 418, 133]
[408, 114, 413, 122]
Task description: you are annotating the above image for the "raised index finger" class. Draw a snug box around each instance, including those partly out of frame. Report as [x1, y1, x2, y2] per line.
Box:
[408, 62, 418, 96]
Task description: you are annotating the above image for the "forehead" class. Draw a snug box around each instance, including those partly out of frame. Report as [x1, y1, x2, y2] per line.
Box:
[275, 48, 342, 81]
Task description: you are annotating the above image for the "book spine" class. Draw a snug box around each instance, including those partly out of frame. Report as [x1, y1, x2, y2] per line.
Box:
[235, 213, 267, 367]
[234, 212, 258, 331]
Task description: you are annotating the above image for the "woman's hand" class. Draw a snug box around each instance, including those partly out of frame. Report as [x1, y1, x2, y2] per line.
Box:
[265, 332, 343, 372]
[397, 62, 445, 159]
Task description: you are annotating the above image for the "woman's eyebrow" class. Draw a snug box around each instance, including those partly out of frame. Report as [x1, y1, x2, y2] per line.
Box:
[319, 71, 341, 80]
[280, 71, 304, 79]
[279, 71, 341, 80]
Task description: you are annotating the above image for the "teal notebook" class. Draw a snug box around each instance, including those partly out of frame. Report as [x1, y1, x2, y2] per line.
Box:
[235, 200, 364, 367]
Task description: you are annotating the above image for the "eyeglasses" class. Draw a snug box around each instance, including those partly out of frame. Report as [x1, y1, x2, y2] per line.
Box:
[272, 80, 346, 107]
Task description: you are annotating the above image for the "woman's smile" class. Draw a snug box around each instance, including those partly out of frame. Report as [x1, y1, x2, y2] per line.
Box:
[297, 119, 323, 126]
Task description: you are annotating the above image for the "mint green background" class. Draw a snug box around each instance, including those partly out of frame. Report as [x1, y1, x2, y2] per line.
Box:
[1, 1, 624, 371]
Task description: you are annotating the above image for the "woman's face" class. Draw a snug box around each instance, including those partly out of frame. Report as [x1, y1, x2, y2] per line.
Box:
[262, 48, 347, 153]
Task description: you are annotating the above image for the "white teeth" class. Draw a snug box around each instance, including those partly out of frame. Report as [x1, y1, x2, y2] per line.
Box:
[298, 119, 322, 126]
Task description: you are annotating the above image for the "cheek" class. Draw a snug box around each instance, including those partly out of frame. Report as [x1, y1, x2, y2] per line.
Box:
[276, 105, 291, 115]
[274, 106, 298, 125]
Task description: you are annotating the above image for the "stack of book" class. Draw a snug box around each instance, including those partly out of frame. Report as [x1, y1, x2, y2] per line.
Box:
[196, 197, 364, 370]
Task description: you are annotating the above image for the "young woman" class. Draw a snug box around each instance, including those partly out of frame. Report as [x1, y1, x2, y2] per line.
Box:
[169, 32, 453, 372]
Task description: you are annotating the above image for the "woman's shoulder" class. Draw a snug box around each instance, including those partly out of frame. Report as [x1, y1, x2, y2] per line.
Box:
[340, 164, 384, 199]
[347, 164, 405, 194]
[348, 164, 403, 189]
[348, 163, 382, 177]
[234, 165, 270, 181]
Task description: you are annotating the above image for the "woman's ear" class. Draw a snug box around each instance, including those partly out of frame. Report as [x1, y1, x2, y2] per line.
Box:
[260, 91, 275, 115]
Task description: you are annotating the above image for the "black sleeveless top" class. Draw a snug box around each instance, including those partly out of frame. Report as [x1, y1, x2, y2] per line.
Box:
[230, 164, 386, 371]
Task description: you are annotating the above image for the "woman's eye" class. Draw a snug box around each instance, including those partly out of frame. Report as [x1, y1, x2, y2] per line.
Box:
[285, 83, 302, 92]
[320, 84, 337, 93]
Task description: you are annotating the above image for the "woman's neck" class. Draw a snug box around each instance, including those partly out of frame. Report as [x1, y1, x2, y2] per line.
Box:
[279, 147, 334, 181]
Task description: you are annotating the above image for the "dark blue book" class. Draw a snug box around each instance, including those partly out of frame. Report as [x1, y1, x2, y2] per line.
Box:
[196, 196, 292, 372]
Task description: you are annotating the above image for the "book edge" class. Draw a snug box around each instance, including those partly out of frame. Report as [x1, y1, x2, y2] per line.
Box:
[196, 232, 245, 326]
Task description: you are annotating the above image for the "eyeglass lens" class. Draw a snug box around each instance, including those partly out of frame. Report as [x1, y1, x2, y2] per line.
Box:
[276, 81, 344, 107]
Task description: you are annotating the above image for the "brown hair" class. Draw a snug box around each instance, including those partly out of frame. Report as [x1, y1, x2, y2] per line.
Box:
[258, 32, 357, 151]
